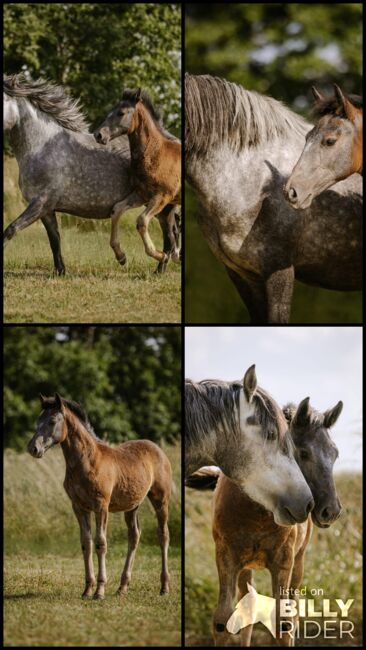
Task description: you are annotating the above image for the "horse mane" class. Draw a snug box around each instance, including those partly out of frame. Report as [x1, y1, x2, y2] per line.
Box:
[3, 73, 90, 132]
[312, 93, 363, 119]
[185, 378, 291, 453]
[185, 73, 309, 157]
[122, 87, 179, 142]
[283, 402, 325, 432]
[42, 395, 105, 443]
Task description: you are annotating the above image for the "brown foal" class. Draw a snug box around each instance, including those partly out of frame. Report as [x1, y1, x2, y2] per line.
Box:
[27, 394, 172, 600]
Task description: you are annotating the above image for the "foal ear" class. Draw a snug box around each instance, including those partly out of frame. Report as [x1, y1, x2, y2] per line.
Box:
[54, 392, 63, 410]
[311, 86, 324, 102]
[135, 87, 142, 102]
[39, 393, 46, 406]
[243, 364, 257, 403]
[293, 397, 311, 427]
[323, 400, 343, 429]
[334, 85, 358, 122]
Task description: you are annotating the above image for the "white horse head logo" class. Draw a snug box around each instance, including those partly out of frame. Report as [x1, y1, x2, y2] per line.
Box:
[226, 583, 277, 637]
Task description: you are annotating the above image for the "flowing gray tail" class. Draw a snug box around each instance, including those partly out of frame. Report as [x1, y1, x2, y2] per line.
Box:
[185, 467, 220, 491]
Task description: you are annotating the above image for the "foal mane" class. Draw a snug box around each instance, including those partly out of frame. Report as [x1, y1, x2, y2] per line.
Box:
[122, 87, 179, 142]
[3, 73, 90, 132]
[42, 395, 104, 443]
[312, 93, 363, 119]
[185, 73, 309, 157]
[185, 378, 291, 453]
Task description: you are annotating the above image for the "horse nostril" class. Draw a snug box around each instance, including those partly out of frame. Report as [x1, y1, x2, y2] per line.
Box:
[321, 506, 330, 520]
[288, 187, 297, 202]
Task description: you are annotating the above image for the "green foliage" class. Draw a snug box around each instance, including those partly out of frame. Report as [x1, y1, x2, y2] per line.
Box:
[4, 326, 181, 448]
[186, 3, 362, 108]
[4, 3, 181, 133]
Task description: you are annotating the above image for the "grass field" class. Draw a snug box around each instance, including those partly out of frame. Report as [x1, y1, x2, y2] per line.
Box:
[185, 473, 362, 647]
[4, 444, 182, 647]
[4, 157, 181, 324]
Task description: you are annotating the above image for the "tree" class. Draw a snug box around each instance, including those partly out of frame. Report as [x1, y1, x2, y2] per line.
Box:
[4, 3, 181, 133]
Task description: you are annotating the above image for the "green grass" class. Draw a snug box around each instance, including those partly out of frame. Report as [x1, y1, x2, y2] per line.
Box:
[185, 473, 362, 646]
[4, 444, 181, 646]
[4, 157, 181, 324]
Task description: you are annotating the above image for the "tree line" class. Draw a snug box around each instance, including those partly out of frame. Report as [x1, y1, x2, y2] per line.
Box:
[4, 326, 181, 450]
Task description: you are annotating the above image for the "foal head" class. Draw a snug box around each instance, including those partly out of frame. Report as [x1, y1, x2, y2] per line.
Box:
[285, 85, 362, 209]
[94, 88, 160, 144]
[27, 393, 68, 458]
[284, 397, 343, 527]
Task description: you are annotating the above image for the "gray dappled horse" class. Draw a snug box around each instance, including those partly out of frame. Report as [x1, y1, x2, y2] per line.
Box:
[3, 74, 178, 274]
[185, 365, 314, 526]
[285, 85, 362, 209]
[185, 74, 362, 324]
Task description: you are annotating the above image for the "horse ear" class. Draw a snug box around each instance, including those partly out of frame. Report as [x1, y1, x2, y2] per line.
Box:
[243, 365, 257, 403]
[54, 392, 63, 410]
[39, 393, 46, 406]
[135, 87, 142, 102]
[293, 397, 311, 428]
[311, 86, 324, 102]
[323, 400, 343, 429]
[334, 85, 358, 121]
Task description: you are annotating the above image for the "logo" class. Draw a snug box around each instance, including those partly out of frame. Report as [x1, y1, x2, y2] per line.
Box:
[226, 584, 355, 640]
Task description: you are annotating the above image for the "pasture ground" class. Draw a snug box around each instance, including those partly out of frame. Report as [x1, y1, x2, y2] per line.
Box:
[4, 156, 181, 324]
[185, 472, 362, 646]
[4, 444, 181, 647]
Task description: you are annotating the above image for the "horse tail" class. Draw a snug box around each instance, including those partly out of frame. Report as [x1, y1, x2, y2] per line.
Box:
[185, 466, 220, 491]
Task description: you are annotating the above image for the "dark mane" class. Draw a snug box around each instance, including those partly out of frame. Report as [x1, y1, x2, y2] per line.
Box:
[283, 402, 325, 432]
[42, 395, 105, 442]
[185, 378, 291, 453]
[3, 73, 89, 132]
[312, 94, 363, 119]
[122, 87, 162, 123]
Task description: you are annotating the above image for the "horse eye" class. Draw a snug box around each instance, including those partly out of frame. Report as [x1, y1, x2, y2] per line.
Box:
[325, 138, 336, 146]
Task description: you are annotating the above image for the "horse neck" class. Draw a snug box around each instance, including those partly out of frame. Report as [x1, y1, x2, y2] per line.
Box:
[9, 97, 62, 161]
[128, 104, 161, 159]
[60, 410, 98, 469]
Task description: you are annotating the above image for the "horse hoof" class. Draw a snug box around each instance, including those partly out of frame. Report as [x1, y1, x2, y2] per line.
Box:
[93, 593, 105, 601]
[160, 589, 169, 596]
[117, 254, 127, 266]
[81, 593, 93, 600]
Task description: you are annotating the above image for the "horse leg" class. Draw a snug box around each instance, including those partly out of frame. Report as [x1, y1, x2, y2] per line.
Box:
[287, 550, 307, 647]
[148, 493, 170, 595]
[41, 212, 65, 275]
[265, 267, 294, 324]
[117, 507, 141, 596]
[136, 195, 170, 263]
[271, 560, 294, 647]
[166, 206, 181, 263]
[213, 544, 240, 646]
[3, 194, 57, 246]
[225, 267, 268, 324]
[93, 508, 109, 600]
[109, 191, 142, 265]
[72, 503, 96, 599]
[237, 569, 254, 647]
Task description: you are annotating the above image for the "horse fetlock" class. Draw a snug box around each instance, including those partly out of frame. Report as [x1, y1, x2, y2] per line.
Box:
[117, 253, 127, 266]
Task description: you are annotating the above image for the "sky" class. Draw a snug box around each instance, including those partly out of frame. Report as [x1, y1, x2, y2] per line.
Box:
[185, 327, 362, 472]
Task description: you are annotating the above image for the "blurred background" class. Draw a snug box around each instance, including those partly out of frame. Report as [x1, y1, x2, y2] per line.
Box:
[185, 2, 362, 323]
[4, 325, 181, 646]
[185, 326, 362, 646]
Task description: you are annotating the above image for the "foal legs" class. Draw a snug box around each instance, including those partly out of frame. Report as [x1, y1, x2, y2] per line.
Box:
[72, 504, 96, 599]
[117, 507, 141, 596]
[148, 494, 170, 595]
[109, 191, 142, 265]
[237, 569, 254, 647]
[94, 508, 109, 600]
[213, 545, 240, 646]
[136, 195, 171, 263]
